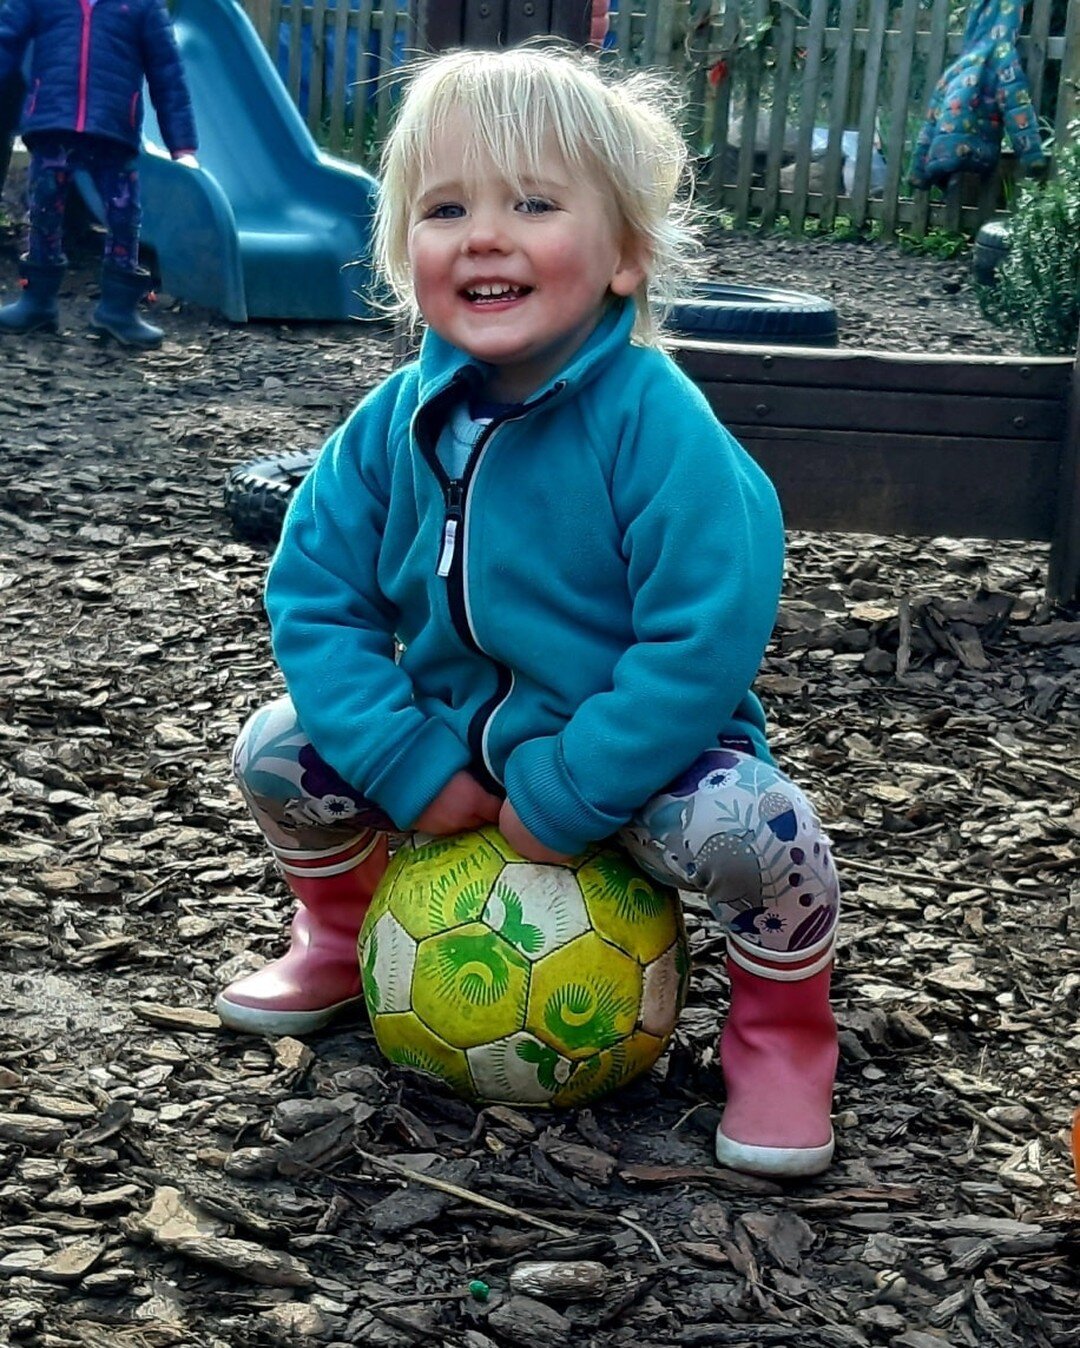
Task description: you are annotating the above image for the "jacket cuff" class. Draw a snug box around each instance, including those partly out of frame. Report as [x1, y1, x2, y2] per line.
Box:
[365, 719, 472, 830]
[503, 738, 625, 857]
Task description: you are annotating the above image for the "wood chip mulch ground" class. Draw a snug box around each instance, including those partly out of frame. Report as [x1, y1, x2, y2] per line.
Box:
[0, 231, 1077, 1348]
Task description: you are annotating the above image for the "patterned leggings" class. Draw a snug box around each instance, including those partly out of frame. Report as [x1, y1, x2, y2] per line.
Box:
[233, 696, 840, 963]
[24, 134, 141, 270]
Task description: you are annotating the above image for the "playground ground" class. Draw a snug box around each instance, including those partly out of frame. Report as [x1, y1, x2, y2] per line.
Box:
[0, 228, 1078, 1347]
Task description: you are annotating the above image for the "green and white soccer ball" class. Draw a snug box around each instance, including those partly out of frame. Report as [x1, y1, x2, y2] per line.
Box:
[359, 826, 689, 1107]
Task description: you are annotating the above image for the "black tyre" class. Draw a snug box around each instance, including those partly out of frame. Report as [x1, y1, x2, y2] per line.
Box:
[663, 282, 838, 346]
[224, 446, 320, 544]
[972, 219, 1011, 285]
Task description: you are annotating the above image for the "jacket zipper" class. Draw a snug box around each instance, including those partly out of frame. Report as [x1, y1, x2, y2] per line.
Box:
[76, 1, 93, 133]
[425, 383, 564, 780]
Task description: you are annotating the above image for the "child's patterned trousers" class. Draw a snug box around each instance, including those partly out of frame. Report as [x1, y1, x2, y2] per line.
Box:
[232, 696, 840, 964]
[24, 133, 141, 270]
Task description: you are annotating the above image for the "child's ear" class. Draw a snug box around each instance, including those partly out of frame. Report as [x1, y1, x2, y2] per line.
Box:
[610, 236, 649, 298]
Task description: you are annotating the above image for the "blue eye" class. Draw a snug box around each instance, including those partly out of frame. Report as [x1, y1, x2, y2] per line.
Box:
[518, 197, 554, 214]
[428, 203, 465, 219]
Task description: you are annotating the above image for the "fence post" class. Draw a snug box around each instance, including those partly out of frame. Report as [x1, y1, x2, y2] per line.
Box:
[1054, 0, 1080, 152]
[1048, 324, 1080, 604]
[415, 1, 590, 50]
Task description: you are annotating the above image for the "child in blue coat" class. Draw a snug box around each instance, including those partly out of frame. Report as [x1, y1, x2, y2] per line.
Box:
[219, 47, 842, 1179]
[0, 0, 198, 347]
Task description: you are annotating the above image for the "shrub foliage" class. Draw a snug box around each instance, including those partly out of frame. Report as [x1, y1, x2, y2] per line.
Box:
[980, 122, 1080, 355]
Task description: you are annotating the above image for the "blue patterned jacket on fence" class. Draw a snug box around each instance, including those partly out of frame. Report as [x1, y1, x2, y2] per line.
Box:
[909, 0, 1045, 188]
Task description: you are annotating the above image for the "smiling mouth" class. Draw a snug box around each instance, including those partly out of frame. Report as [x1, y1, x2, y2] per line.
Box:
[463, 283, 532, 303]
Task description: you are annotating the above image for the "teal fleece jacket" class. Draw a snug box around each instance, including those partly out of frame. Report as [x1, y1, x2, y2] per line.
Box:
[265, 299, 785, 855]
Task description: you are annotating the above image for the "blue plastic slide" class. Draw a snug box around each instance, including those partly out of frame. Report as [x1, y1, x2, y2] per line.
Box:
[134, 0, 379, 321]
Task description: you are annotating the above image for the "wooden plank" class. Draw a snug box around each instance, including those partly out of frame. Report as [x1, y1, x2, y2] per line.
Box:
[420, 0, 464, 49]
[1025, 0, 1053, 123]
[789, 0, 828, 234]
[651, 0, 678, 69]
[287, 0, 304, 105]
[613, 0, 633, 62]
[506, 0, 554, 45]
[818, 0, 857, 233]
[908, 0, 952, 240]
[1048, 329, 1080, 603]
[683, 0, 714, 154]
[671, 342, 1073, 400]
[733, 0, 769, 228]
[352, 1, 376, 163]
[705, 1, 741, 209]
[696, 381, 1066, 442]
[329, 0, 351, 155]
[307, 0, 327, 137]
[376, 1, 398, 141]
[718, 426, 1061, 541]
[760, 7, 797, 231]
[268, 0, 284, 60]
[879, 0, 919, 241]
[1054, 0, 1080, 152]
[849, 1, 887, 229]
[549, 1, 591, 46]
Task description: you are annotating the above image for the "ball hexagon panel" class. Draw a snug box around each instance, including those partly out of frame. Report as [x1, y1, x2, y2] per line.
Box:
[360, 909, 417, 1016]
[383, 831, 506, 941]
[549, 1029, 665, 1107]
[578, 854, 680, 964]
[466, 1031, 575, 1105]
[481, 861, 591, 962]
[412, 922, 531, 1048]
[640, 939, 690, 1037]
[372, 1010, 474, 1098]
[526, 931, 642, 1060]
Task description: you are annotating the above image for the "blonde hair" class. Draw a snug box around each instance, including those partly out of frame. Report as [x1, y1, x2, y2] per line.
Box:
[372, 45, 695, 346]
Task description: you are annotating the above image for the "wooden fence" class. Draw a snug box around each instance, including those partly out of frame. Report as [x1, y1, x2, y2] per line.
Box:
[243, 0, 1080, 238]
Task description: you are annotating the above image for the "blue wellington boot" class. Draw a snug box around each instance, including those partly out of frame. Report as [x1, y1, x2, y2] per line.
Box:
[89, 264, 163, 348]
[0, 257, 65, 334]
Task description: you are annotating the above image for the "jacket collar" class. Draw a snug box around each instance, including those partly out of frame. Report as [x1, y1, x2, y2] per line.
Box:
[414, 296, 637, 414]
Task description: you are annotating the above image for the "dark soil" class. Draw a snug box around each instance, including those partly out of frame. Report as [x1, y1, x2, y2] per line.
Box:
[0, 220, 1077, 1348]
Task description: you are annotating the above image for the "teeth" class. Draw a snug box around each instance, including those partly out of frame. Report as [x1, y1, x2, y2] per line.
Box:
[468, 284, 520, 299]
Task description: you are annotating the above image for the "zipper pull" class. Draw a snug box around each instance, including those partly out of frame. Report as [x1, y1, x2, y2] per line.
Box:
[437, 517, 458, 577]
[437, 481, 463, 578]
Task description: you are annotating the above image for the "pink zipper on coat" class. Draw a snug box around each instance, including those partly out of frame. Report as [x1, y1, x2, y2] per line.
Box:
[76, 0, 93, 132]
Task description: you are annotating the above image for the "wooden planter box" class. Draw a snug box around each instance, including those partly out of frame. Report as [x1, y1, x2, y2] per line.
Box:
[672, 340, 1080, 604]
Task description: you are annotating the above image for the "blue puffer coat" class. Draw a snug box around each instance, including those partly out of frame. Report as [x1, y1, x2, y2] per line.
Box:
[0, 0, 197, 155]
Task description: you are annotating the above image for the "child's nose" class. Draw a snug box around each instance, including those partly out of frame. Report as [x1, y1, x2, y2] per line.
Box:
[463, 210, 510, 253]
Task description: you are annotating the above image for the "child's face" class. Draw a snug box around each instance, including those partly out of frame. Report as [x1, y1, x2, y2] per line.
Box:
[408, 114, 645, 402]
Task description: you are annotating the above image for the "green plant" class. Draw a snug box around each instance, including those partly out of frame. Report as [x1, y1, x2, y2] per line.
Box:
[896, 225, 969, 259]
[979, 122, 1080, 355]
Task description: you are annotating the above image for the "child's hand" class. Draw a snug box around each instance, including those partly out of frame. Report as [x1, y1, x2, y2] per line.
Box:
[499, 801, 573, 865]
[413, 772, 501, 835]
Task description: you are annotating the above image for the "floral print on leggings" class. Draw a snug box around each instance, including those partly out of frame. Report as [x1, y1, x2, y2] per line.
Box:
[234, 700, 839, 958]
[619, 745, 840, 959]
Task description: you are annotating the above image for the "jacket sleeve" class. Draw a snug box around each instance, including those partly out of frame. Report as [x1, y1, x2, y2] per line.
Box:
[993, 44, 1046, 169]
[503, 360, 785, 855]
[265, 372, 472, 830]
[0, 0, 34, 88]
[140, 0, 198, 153]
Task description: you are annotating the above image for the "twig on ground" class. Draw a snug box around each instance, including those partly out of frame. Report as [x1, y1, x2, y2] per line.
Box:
[355, 1148, 577, 1239]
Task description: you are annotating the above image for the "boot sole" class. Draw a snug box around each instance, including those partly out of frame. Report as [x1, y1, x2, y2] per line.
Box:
[0, 319, 58, 335]
[715, 1128, 834, 1178]
[88, 321, 163, 350]
[214, 990, 365, 1037]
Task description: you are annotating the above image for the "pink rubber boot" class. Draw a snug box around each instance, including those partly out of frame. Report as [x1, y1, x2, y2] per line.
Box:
[715, 939, 838, 1178]
[216, 830, 388, 1036]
